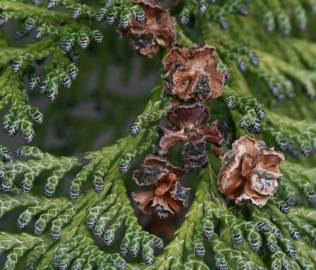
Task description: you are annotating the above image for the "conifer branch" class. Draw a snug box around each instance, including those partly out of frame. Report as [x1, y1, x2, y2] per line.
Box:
[0, 0, 316, 269]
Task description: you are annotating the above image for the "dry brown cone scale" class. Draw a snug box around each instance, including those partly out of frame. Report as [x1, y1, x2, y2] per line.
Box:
[218, 135, 285, 207]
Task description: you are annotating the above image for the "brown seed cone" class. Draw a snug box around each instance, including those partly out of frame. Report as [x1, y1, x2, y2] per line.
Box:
[218, 135, 285, 207]
[119, 0, 176, 58]
[163, 45, 226, 101]
[132, 155, 190, 218]
[157, 103, 224, 169]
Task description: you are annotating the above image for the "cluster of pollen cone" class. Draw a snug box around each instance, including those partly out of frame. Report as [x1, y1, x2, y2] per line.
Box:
[122, 0, 285, 219]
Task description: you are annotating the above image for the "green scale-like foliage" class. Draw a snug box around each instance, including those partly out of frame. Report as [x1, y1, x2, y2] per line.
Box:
[0, 0, 316, 269]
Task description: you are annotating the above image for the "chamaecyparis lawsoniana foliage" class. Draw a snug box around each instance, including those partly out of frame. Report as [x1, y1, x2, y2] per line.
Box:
[0, 0, 316, 269]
